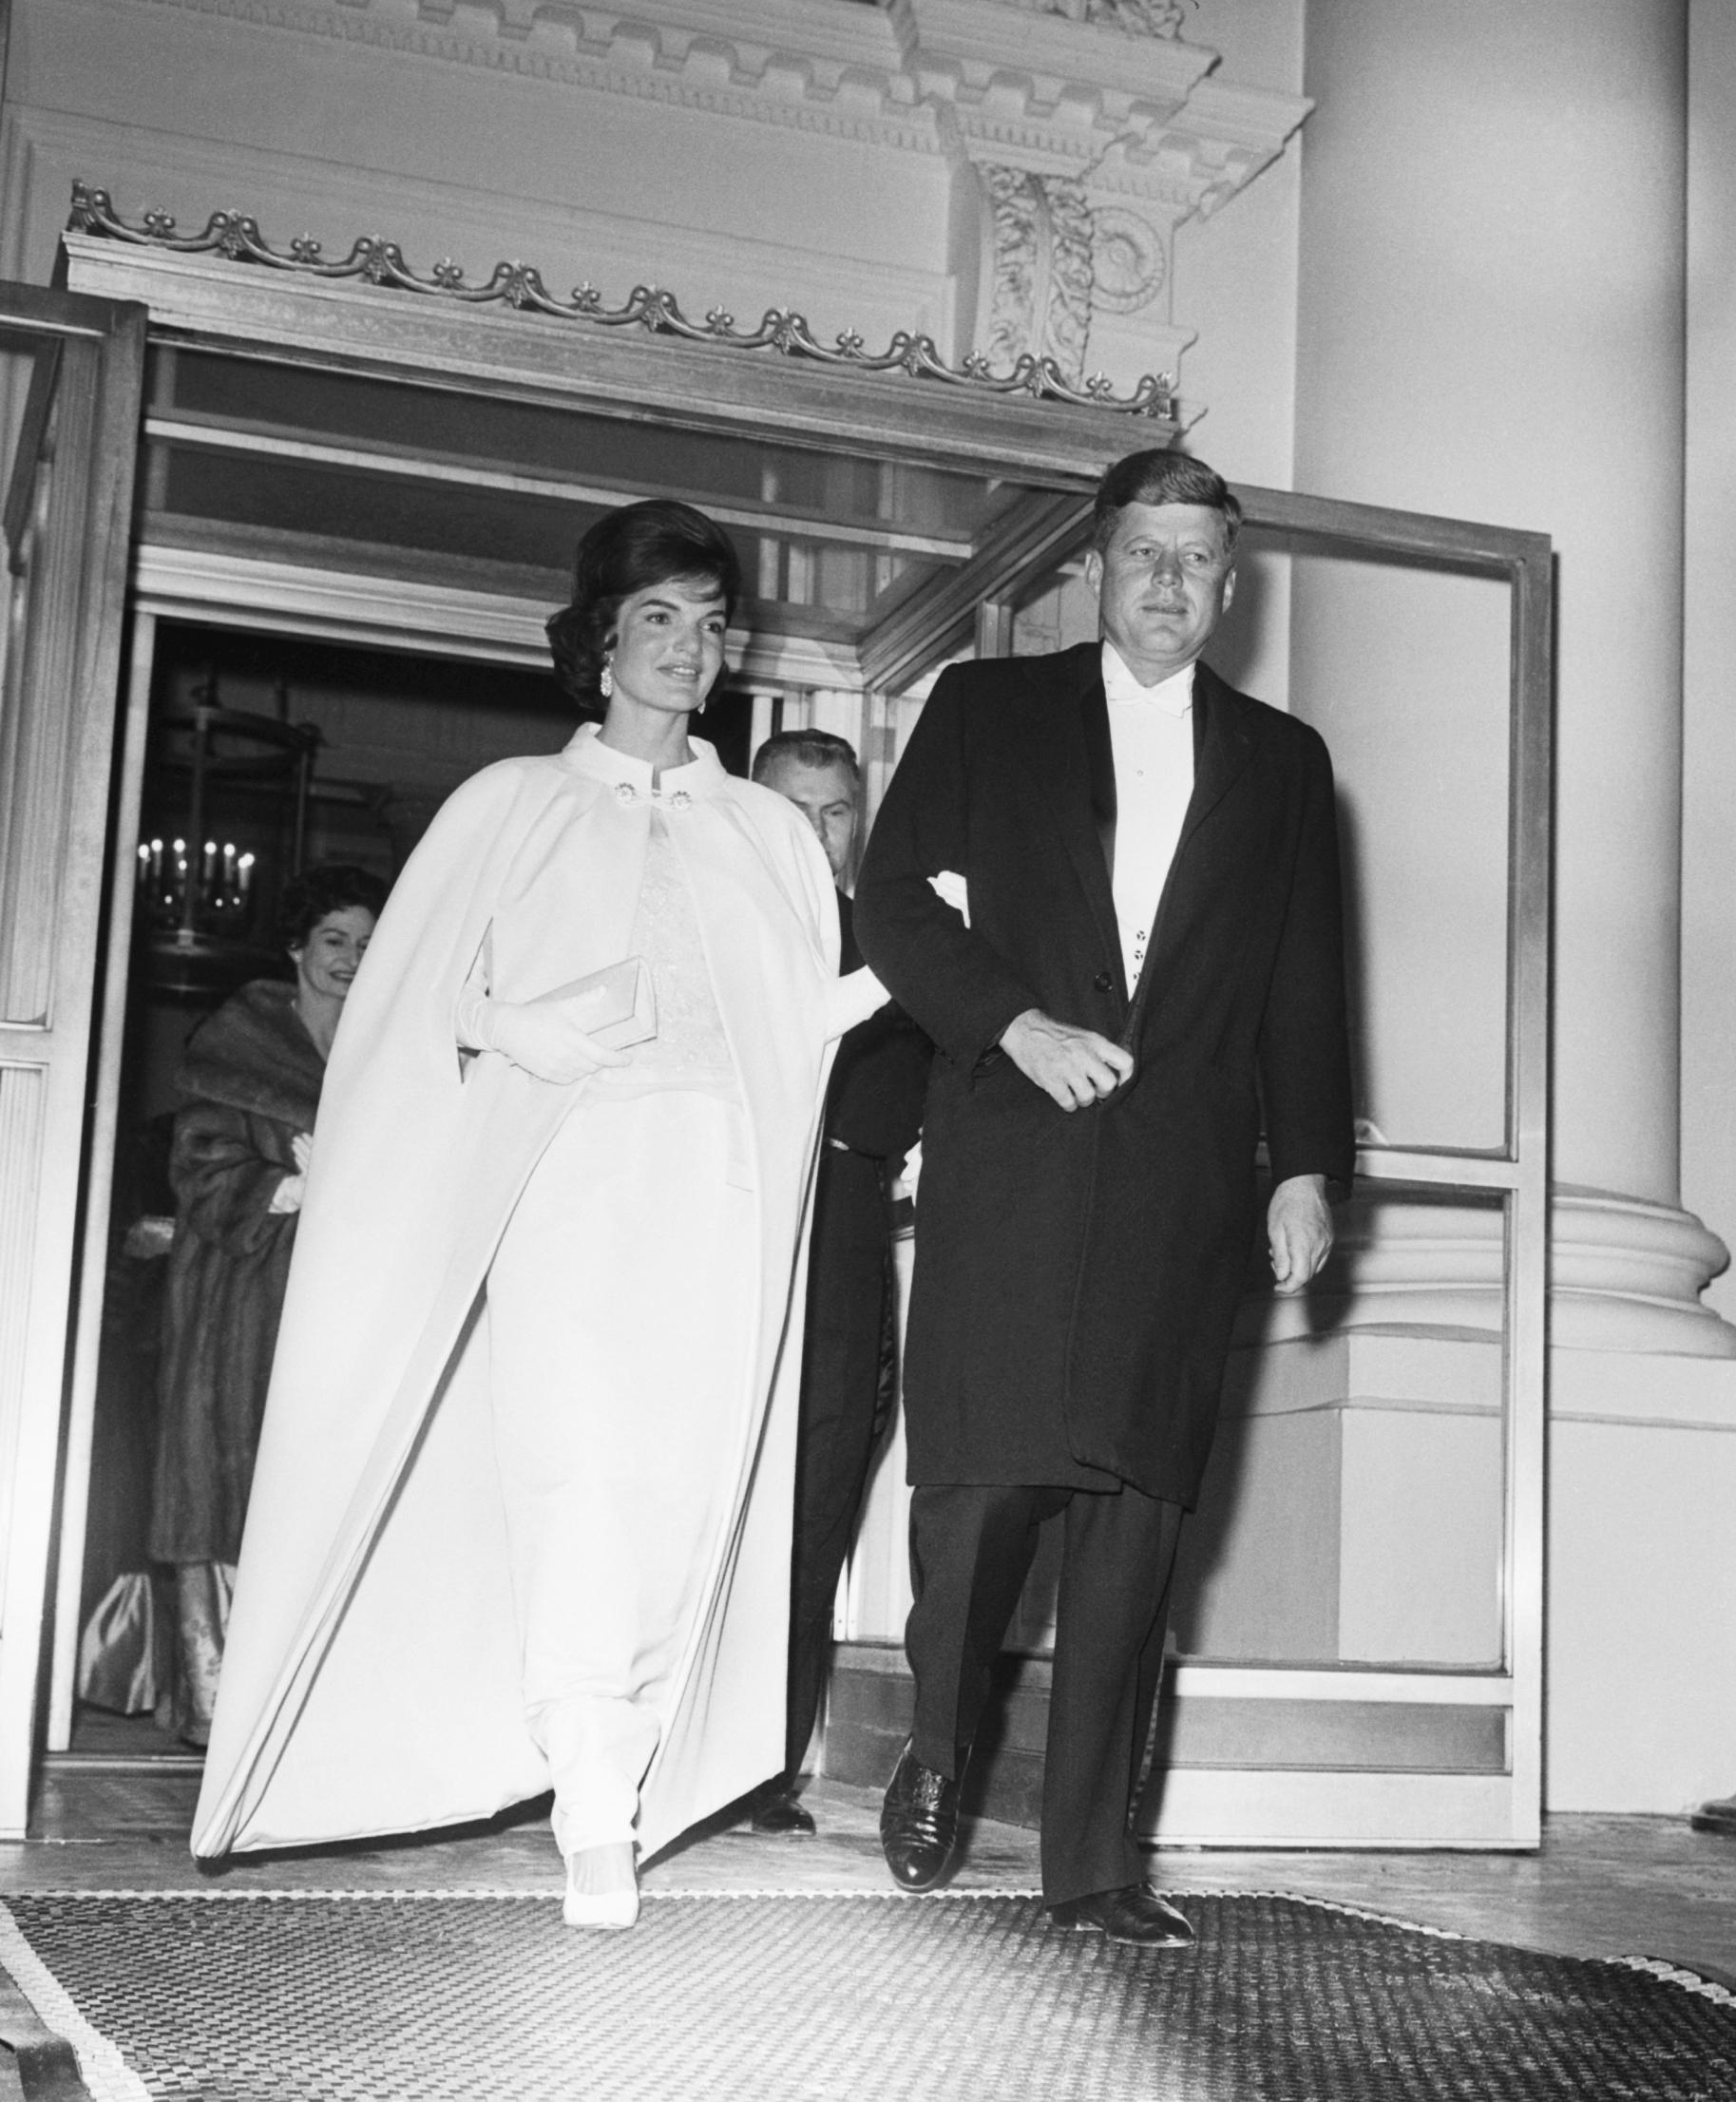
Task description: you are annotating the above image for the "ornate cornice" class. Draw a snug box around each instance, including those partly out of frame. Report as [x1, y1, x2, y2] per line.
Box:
[127, 0, 1308, 221]
[892, 0, 1216, 120]
[896, 0, 1308, 222]
[67, 182, 1179, 419]
[136, 0, 942, 152]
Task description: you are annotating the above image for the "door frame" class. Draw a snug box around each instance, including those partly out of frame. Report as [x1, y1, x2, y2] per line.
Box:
[0, 280, 145, 1835]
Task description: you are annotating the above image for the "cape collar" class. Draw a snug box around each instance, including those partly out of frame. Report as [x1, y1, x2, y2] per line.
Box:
[560, 721, 728, 800]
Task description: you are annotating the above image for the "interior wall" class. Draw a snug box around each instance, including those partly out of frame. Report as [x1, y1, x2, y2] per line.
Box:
[1293, 0, 1691, 1212]
[1682, 1, 1736, 1321]
[1186, 0, 1305, 91]
[1163, 0, 1306, 716]
[1168, 0, 1304, 493]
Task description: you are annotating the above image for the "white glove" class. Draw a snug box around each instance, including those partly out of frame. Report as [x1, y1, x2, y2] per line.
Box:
[270, 1142, 311, 1216]
[827, 965, 887, 1041]
[455, 986, 630, 1084]
[895, 1138, 922, 1204]
[270, 1130, 315, 1213]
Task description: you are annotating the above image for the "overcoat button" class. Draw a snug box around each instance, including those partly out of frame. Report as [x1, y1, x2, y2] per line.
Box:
[1094, 970, 1114, 992]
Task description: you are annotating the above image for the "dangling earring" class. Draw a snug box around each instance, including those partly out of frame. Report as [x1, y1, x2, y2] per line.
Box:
[600, 658, 614, 700]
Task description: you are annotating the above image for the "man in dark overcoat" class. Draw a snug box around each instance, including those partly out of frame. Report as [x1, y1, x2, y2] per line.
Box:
[749, 730, 932, 1837]
[851, 449, 1354, 1947]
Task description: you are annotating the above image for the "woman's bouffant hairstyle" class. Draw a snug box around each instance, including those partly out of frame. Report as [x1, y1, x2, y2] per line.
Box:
[277, 863, 389, 951]
[546, 500, 742, 715]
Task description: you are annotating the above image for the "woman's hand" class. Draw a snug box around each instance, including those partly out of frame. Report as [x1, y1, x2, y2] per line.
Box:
[827, 965, 888, 1041]
[475, 996, 632, 1084]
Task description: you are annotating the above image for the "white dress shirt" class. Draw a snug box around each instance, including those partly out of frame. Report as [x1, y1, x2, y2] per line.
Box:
[1102, 643, 1195, 995]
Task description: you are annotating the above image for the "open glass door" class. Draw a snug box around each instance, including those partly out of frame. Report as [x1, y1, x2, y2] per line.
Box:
[0, 284, 145, 1832]
[844, 494, 1553, 1849]
[1144, 495, 1553, 1846]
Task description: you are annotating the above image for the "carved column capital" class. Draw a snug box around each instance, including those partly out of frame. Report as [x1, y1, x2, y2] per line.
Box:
[977, 164, 1095, 384]
[972, 164, 1186, 394]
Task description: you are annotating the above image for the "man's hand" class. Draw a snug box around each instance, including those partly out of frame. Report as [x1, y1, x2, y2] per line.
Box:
[1000, 1008, 1134, 1112]
[1268, 1173, 1333, 1293]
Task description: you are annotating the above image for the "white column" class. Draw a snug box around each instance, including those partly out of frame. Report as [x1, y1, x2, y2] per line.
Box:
[1682, 4, 1736, 1328]
[1288, 0, 1730, 1355]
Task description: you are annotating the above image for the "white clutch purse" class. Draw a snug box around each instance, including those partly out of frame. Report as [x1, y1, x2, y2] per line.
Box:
[529, 955, 658, 1050]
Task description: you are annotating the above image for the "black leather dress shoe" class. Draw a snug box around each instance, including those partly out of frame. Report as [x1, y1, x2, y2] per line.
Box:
[749, 1783, 817, 1837]
[1049, 1885, 1195, 1948]
[879, 1741, 964, 1891]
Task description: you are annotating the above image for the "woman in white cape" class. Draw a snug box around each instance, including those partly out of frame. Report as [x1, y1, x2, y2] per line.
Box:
[192, 501, 883, 1928]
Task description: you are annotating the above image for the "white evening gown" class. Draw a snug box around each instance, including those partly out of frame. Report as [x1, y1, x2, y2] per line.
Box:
[486, 782, 757, 1859]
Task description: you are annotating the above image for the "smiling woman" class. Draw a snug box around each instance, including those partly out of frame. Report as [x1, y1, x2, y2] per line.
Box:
[286, 898, 376, 1058]
[601, 579, 728, 731]
[545, 499, 736, 751]
[192, 499, 887, 1933]
[149, 863, 386, 1746]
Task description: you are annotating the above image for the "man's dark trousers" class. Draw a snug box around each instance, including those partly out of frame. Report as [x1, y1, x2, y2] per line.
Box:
[906, 1481, 1184, 1905]
[781, 890, 929, 1779]
[783, 1142, 897, 1776]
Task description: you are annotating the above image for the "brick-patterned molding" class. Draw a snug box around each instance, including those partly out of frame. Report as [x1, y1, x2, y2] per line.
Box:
[131, 0, 1308, 219]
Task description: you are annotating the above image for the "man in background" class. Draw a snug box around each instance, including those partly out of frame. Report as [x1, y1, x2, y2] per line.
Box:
[750, 730, 932, 1833]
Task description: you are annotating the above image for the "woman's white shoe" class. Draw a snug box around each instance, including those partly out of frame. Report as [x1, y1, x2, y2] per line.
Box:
[563, 1856, 639, 1931]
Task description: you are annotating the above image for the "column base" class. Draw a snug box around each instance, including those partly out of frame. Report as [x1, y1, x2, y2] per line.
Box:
[1237, 1184, 1736, 1358]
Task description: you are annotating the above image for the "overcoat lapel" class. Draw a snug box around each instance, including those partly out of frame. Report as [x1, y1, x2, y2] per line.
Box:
[1081, 676, 1117, 891]
[1180, 660, 1259, 850]
[1013, 646, 1126, 1003]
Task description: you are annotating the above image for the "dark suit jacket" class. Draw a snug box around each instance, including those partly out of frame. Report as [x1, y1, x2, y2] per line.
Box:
[827, 892, 931, 1161]
[852, 642, 1354, 1508]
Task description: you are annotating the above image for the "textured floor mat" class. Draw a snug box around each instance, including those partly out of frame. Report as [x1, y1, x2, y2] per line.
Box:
[2, 1889, 1733, 2102]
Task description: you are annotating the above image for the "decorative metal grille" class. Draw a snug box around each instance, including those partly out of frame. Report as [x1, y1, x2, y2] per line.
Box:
[67, 184, 1177, 422]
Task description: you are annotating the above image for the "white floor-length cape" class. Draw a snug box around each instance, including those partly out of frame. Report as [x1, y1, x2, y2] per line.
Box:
[192, 729, 857, 1860]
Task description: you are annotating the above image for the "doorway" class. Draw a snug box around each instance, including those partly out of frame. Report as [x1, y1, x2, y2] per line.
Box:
[42, 295, 1087, 1781]
[63, 621, 583, 1765]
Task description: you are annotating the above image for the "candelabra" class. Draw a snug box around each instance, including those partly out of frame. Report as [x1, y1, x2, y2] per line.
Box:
[138, 678, 320, 996]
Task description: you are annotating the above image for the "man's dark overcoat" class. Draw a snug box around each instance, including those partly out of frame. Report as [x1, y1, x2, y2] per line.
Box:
[852, 642, 1354, 1511]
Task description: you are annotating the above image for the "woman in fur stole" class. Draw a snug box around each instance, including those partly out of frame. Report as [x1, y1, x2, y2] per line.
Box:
[150, 863, 385, 1742]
